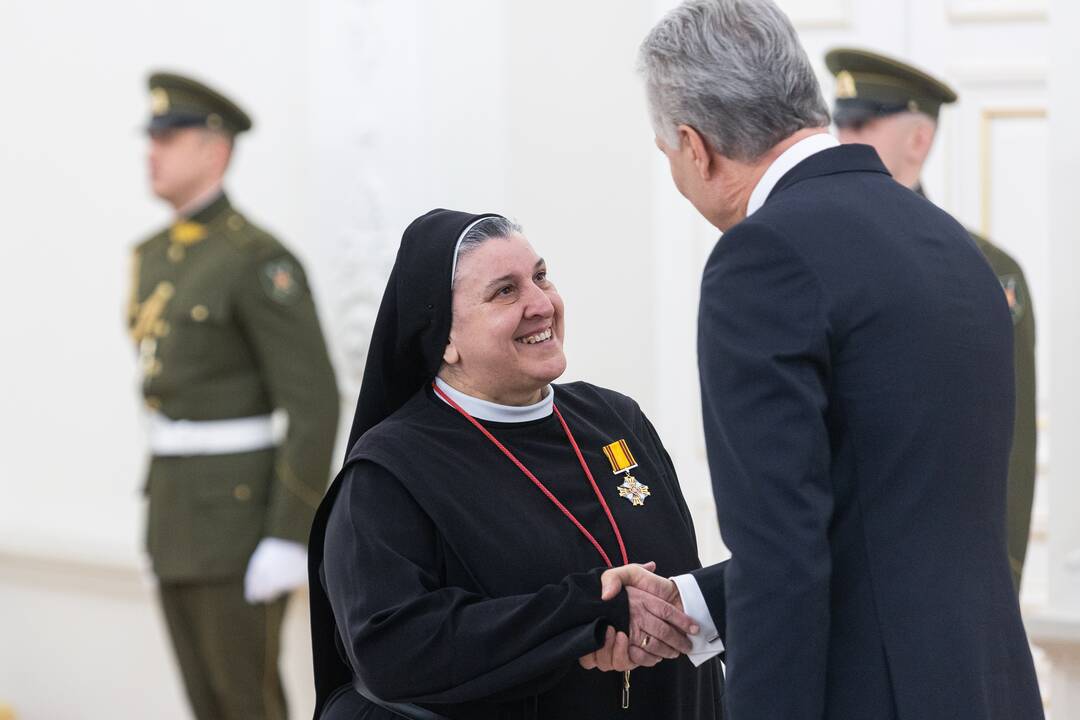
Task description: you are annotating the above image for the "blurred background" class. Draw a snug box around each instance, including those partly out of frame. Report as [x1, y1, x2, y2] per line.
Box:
[1, 0, 1078, 717]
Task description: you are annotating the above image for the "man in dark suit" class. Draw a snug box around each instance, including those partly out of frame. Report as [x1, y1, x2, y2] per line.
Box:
[598, 1, 1044, 718]
[824, 47, 1039, 593]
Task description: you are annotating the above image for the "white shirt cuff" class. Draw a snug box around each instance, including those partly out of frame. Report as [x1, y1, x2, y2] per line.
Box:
[671, 573, 724, 667]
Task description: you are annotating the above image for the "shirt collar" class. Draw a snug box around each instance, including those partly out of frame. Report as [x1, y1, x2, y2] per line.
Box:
[434, 377, 554, 423]
[746, 133, 839, 217]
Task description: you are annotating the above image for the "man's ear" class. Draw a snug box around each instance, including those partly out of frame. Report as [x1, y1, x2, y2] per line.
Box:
[679, 124, 715, 180]
[443, 338, 460, 366]
[910, 116, 937, 165]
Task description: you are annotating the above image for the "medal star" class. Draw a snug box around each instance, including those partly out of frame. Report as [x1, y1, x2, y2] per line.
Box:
[617, 475, 650, 507]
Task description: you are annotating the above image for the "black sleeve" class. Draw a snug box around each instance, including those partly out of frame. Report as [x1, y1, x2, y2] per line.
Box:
[322, 460, 630, 705]
[698, 222, 833, 718]
[690, 562, 728, 644]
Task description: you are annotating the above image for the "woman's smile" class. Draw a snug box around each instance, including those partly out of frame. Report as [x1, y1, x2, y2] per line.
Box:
[515, 327, 553, 345]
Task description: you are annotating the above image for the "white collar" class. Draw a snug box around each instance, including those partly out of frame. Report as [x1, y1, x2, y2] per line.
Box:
[434, 377, 554, 423]
[746, 133, 839, 217]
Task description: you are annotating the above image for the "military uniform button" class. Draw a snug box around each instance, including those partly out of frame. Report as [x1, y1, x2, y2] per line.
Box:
[233, 484, 252, 501]
[168, 244, 185, 263]
[145, 396, 162, 410]
[191, 305, 209, 322]
[228, 214, 245, 231]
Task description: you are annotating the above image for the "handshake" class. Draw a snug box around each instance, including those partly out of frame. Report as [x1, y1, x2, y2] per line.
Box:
[579, 561, 701, 672]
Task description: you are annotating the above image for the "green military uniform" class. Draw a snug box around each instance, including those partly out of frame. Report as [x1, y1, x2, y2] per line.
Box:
[826, 48, 1038, 592]
[129, 73, 339, 719]
[968, 231, 1037, 589]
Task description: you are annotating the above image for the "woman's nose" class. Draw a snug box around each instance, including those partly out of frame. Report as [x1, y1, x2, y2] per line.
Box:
[523, 283, 554, 318]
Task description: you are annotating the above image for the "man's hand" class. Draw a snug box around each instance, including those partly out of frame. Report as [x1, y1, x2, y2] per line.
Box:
[579, 562, 699, 671]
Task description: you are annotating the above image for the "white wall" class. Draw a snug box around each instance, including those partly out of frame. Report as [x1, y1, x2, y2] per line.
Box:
[0, 0, 1072, 717]
[0, 1, 671, 717]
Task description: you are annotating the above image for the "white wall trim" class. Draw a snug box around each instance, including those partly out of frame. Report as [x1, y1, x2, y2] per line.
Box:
[947, 0, 1048, 23]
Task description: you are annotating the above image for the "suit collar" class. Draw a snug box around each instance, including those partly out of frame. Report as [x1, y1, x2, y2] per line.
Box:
[766, 143, 891, 205]
[747, 133, 839, 216]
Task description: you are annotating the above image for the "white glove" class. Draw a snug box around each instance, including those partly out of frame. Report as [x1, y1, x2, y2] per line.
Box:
[244, 537, 309, 604]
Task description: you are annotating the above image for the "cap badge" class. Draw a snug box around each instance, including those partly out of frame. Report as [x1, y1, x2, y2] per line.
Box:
[836, 70, 857, 99]
[150, 88, 170, 116]
[603, 439, 650, 507]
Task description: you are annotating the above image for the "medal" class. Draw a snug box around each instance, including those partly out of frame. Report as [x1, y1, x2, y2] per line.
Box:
[603, 439, 650, 507]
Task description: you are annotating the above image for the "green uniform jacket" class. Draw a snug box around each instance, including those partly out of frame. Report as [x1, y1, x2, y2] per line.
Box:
[129, 193, 340, 581]
[970, 231, 1038, 591]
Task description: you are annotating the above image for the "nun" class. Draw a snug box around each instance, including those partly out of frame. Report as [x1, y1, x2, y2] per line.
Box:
[309, 209, 724, 719]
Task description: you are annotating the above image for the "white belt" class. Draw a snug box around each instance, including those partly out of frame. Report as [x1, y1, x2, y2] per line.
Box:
[148, 413, 277, 456]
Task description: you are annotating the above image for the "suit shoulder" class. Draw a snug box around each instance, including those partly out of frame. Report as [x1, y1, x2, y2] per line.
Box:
[707, 215, 816, 272]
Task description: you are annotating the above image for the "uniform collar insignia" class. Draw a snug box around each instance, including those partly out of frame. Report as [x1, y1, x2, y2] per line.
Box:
[169, 221, 207, 245]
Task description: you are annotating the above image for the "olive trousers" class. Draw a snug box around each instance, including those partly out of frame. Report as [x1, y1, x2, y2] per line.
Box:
[159, 578, 288, 720]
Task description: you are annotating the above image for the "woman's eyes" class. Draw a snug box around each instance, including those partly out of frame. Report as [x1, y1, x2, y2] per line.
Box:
[492, 272, 549, 299]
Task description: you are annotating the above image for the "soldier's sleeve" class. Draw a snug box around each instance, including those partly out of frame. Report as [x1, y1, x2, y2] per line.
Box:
[234, 247, 340, 545]
[1006, 265, 1037, 591]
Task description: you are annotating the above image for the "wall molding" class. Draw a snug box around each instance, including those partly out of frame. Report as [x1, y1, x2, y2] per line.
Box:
[947, 0, 1048, 23]
[778, 0, 853, 29]
[948, 63, 1048, 88]
[979, 106, 1048, 235]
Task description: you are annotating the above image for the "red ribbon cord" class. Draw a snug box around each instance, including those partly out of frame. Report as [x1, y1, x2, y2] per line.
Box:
[432, 382, 628, 568]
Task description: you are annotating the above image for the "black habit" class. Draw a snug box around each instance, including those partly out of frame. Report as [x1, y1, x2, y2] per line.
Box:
[308, 209, 723, 719]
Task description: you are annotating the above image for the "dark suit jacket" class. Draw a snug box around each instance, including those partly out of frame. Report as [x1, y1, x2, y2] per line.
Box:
[692, 144, 1043, 720]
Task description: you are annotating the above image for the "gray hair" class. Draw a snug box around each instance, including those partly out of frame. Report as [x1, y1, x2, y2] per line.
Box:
[638, 0, 829, 162]
[451, 215, 524, 287]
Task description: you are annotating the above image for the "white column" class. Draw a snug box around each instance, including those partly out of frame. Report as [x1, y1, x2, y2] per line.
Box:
[1026, 0, 1080, 716]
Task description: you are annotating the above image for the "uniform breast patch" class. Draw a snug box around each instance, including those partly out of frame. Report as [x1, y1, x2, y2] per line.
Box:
[999, 274, 1024, 324]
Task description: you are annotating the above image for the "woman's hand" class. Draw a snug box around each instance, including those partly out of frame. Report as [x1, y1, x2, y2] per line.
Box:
[579, 561, 697, 671]
[579, 626, 639, 671]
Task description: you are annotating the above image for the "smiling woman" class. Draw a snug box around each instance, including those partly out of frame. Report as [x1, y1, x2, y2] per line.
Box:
[307, 209, 725, 720]
[441, 219, 567, 407]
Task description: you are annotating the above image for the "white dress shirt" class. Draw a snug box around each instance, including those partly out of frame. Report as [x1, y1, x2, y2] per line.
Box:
[745, 132, 839, 217]
[672, 131, 839, 666]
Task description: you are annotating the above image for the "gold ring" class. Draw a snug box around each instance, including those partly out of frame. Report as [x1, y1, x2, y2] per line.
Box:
[641, 635, 651, 649]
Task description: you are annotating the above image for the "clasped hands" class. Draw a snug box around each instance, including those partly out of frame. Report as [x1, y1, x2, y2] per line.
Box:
[579, 561, 699, 672]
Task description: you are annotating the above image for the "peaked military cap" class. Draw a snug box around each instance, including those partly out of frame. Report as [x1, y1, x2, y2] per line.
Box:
[824, 48, 958, 129]
[146, 72, 253, 136]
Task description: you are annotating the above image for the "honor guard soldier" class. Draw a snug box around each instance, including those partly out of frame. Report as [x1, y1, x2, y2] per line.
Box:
[128, 72, 340, 720]
[825, 48, 1038, 592]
